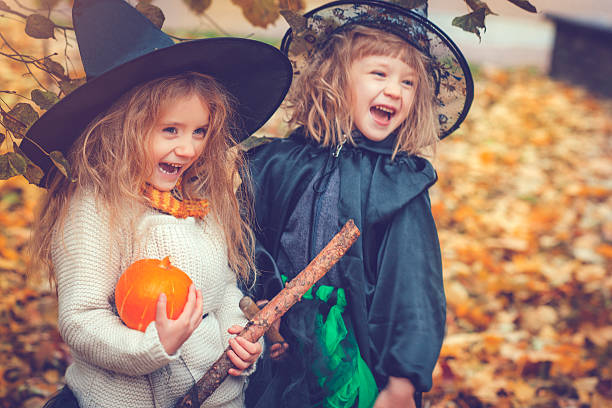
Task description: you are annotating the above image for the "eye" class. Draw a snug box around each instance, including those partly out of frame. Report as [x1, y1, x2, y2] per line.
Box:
[163, 126, 177, 134]
[402, 79, 414, 87]
[371, 71, 385, 78]
[193, 127, 207, 138]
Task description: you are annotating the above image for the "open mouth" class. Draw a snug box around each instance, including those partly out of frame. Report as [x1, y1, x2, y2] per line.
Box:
[158, 162, 183, 175]
[370, 105, 396, 124]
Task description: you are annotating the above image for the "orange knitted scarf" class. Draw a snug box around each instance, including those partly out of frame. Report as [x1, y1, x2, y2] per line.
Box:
[142, 182, 210, 220]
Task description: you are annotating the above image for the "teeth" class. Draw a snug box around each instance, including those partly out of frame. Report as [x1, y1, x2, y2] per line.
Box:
[159, 163, 182, 175]
[374, 105, 395, 114]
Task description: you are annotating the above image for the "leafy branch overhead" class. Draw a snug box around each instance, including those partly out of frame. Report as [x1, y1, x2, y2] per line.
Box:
[0, 0, 79, 185]
[0, 0, 537, 185]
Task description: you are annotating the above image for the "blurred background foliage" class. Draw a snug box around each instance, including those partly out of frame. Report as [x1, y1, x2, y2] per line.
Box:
[1, 1, 610, 407]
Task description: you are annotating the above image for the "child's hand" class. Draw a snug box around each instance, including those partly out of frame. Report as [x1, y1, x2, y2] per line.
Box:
[226, 325, 263, 376]
[155, 284, 203, 356]
[268, 341, 289, 360]
[373, 376, 416, 408]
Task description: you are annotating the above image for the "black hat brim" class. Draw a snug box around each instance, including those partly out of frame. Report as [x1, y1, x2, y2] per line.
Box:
[21, 37, 292, 180]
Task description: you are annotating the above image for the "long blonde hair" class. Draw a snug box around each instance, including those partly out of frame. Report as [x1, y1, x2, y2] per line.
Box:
[30, 72, 255, 288]
[286, 25, 438, 157]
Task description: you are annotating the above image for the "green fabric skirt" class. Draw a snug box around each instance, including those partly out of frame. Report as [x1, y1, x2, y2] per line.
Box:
[283, 276, 378, 408]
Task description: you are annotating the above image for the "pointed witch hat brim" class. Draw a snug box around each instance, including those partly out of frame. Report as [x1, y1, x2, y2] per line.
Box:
[20, 0, 292, 184]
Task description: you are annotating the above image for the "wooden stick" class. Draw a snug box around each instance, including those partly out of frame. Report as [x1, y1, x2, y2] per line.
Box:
[175, 219, 360, 408]
[239, 296, 285, 344]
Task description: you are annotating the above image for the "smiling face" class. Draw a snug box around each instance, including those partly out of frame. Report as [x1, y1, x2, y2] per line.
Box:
[146, 94, 209, 191]
[348, 54, 417, 142]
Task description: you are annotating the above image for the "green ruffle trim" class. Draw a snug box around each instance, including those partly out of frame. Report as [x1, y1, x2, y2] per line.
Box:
[282, 276, 378, 407]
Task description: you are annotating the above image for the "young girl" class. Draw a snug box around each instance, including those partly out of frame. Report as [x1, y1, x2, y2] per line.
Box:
[25, 1, 291, 407]
[245, 1, 473, 407]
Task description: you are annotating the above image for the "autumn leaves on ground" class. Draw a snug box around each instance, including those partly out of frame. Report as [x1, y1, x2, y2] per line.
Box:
[427, 69, 611, 407]
[1, 29, 612, 408]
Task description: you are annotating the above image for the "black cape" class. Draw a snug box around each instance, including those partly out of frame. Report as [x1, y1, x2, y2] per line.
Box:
[245, 129, 446, 407]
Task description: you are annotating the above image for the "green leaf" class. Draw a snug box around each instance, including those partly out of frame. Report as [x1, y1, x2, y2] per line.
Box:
[44, 58, 67, 80]
[24, 160, 44, 185]
[181, 0, 212, 15]
[392, 0, 427, 9]
[59, 78, 86, 96]
[25, 14, 56, 39]
[31, 89, 59, 110]
[3, 103, 39, 137]
[0, 152, 27, 180]
[49, 150, 72, 180]
[506, 0, 537, 13]
[13, 142, 44, 185]
[136, 2, 165, 29]
[452, 7, 486, 39]
[465, 0, 497, 15]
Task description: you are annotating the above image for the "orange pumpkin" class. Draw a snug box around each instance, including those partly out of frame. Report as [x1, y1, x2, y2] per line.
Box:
[115, 256, 193, 332]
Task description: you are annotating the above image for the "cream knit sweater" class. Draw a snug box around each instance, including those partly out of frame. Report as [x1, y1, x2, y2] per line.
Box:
[52, 191, 253, 408]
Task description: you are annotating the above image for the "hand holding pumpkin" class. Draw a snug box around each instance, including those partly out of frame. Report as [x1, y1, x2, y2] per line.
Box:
[115, 257, 203, 355]
[155, 285, 203, 356]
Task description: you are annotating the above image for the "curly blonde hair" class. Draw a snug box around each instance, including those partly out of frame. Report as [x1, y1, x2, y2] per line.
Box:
[30, 72, 255, 288]
[286, 25, 438, 158]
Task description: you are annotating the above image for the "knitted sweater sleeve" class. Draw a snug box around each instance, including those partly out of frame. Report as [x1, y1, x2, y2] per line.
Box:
[52, 193, 179, 376]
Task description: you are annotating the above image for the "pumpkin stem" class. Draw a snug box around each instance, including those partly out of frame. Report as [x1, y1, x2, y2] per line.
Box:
[161, 256, 171, 269]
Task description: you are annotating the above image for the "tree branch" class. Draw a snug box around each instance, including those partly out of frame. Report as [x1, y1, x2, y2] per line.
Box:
[1, 1, 73, 30]
[0, 32, 47, 90]
[175, 219, 361, 407]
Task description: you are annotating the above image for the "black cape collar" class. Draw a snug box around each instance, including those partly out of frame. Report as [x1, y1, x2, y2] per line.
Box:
[351, 131, 398, 155]
[291, 127, 400, 156]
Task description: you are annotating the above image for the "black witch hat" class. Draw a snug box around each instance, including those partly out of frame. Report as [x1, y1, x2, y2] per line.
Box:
[20, 0, 292, 183]
[280, 0, 473, 138]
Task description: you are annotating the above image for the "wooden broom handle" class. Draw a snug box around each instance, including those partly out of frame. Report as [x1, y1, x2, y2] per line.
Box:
[175, 219, 360, 407]
[239, 296, 285, 344]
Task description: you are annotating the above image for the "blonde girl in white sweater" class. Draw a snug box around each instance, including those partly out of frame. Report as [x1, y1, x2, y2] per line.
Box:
[25, 1, 292, 407]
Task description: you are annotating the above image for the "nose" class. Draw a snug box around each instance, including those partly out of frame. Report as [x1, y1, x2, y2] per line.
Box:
[174, 137, 197, 158]
[383, 81, 401, 99]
